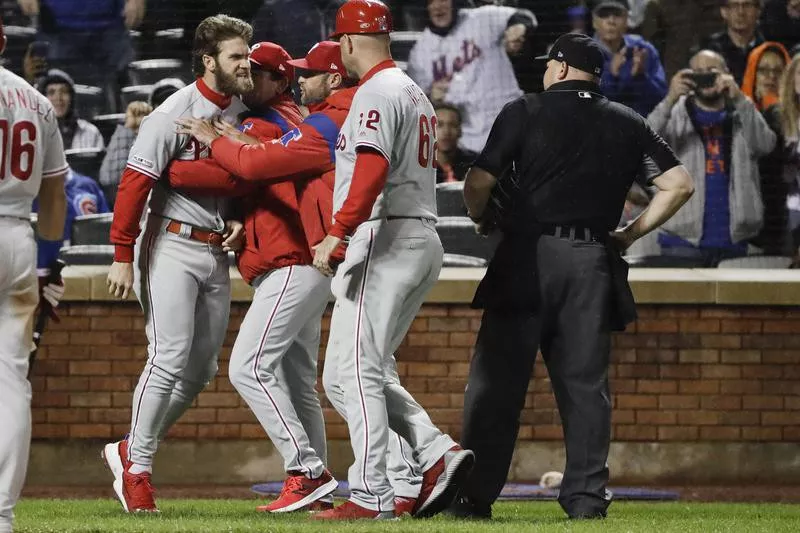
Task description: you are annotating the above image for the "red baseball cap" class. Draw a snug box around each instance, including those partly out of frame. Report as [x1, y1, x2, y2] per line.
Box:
[287, 41, 346, 76]
[249, 42, 294, 81]
[330, 0, 394, 39]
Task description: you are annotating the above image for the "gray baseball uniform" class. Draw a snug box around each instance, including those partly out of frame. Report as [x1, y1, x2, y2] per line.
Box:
[0, 67, 67, 533]
[229, 265, 332, 479]
[112, 80, 247, 469]
[322, 64, 456, 512]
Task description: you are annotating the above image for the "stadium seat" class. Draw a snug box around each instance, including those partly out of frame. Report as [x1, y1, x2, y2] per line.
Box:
[73, 85, 106, 119]
[1, 25, 35, 75]
[70, 213, 113, 246]
[442, 253, 487, 268]
[717, 256, 793, 269]
[625, 255, 706, 268]
[436, 216, 500, 261]
[437, 181, 467, 217]
[92, 113, 125, 145]
[149, 28, 186, 59]
[58, 245, 114, 266]
[121, 85, 154, 107]
[128, 58, 190, 85]
[66, 148, 105, 181]
[390, 31, 421, 62]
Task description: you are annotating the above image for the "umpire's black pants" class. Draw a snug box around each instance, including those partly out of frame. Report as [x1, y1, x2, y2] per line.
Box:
[461, 235, 613, 518]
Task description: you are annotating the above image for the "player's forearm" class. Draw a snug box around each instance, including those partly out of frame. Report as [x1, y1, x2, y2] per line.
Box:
[463, 166, 498, 220]
[110, 167, 156, 262]
[330, 150, 389, 239]
[211, 135, 333, 182]
[37, 175, 67, 241]
[168, 158, 250, 196]
[624, 166, 694, 241]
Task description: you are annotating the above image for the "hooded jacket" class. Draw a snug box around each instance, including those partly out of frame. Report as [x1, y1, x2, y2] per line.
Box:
[647, 94, 777, 245]
[38, 69, 104, 150]
[741, 41, 791, 112]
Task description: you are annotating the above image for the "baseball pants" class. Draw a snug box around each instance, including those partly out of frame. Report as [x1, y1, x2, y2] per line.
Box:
[228, 265, 331, 478]
[128, 216, 231, 468]
[0, 219, 38, 533]
[461, 235, 613, 517]
[322, 218, 455, 512]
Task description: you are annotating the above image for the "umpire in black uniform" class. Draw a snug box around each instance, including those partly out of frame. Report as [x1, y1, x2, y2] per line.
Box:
[451, 33, 694, 520]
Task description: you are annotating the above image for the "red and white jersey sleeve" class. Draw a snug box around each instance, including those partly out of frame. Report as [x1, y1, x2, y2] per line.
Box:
[0, 69, 68, 218]
[333, 67, 437, 223]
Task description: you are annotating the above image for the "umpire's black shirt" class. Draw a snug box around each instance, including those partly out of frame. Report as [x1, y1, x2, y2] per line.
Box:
[475, 80, 681, 232]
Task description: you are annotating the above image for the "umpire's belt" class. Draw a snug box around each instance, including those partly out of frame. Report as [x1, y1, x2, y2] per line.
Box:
[539, 224, 605, 243]
[165, 219, 224, 247]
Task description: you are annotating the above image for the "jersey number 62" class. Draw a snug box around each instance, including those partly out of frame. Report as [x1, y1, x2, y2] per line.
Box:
[417, 115, 438, 169]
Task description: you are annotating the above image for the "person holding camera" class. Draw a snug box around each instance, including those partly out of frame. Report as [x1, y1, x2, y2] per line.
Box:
[647, 49, 777, 266]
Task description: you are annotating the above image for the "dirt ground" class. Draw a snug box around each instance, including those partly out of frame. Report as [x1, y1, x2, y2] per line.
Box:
[22, 485, 800, 503]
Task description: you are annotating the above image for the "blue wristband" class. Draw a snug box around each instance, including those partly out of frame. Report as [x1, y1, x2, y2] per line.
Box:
[37, 238, 63, 273]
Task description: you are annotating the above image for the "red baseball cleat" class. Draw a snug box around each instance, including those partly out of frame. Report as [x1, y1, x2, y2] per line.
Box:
[101, 440, 158, 513]
[413, 445, 475, 518]
[257, 470, 338, 513]
[121, 470, 158, 513]
[307, 499, 335, 512]
[394, 496, 417, 516]
[312, 500, 395, 520]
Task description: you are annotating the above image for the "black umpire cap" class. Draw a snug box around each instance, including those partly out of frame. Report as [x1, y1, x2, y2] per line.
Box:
[535, 33, 607, 77]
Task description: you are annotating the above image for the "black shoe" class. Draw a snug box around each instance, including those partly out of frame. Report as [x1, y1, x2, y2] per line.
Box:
[444, 497, 492, 520]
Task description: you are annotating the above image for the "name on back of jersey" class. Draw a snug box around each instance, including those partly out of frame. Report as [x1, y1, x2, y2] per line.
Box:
[0, 87, 56, 123]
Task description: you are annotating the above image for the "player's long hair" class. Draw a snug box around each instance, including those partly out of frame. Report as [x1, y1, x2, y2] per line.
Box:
[192, 15, 254, 77]
[779, 55, 800, 141]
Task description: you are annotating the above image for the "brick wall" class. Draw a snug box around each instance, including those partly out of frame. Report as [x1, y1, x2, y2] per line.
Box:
[31, 303, 800, 442]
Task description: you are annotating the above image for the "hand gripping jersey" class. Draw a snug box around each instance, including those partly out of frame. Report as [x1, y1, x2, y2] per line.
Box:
[0, 69, 68, 218]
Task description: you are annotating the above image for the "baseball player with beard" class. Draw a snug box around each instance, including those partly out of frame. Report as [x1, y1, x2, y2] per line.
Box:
[309, 0, 473, 520]
[0, 17, 68, 533]
[173, 40, 423, 516]
[101, 15, 253, 513]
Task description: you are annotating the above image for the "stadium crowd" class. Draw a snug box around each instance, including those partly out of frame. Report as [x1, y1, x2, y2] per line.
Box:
[2, 0, 800, 267]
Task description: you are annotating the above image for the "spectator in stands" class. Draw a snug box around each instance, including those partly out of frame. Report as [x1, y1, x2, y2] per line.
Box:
[98, 78, 183, 207]
[742, 42, 791, 253]
[761, 0, 800, 52]
[148, 77, 186, 109]
[779, 55, 800, 260]
[250, 0, 345, 60]
[701, 0, 765, 85]
[408, 0, 537, 152]
[434, 103, 477, 183]
[742, 41, 790, 111]
[639, 0, 724, 79]
[33, 167, 110, 242]
[99, 101, 152, 208]
[647, 49, 776, 266]
[39, 69, 104, 150]
[17, 0, 144, 111]
[593, 1, 667, 116]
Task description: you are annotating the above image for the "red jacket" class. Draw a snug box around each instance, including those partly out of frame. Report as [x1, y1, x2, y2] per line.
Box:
[169, 94, 306, 284]
[170, 88, 357, 267]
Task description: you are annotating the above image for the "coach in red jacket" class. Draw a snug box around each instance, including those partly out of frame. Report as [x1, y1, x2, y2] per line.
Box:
[173, 42, 344, 513]
[173, 41, 425, 516]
